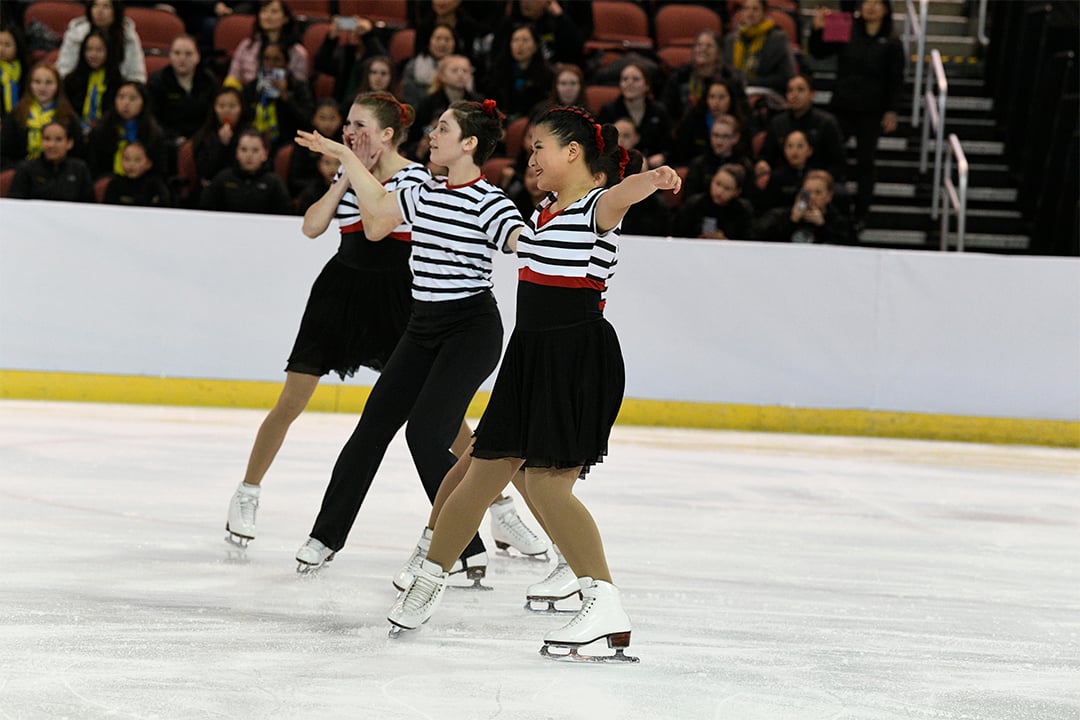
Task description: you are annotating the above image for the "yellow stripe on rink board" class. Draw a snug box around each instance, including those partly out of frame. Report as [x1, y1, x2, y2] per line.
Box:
[2, 370, 1077, 448]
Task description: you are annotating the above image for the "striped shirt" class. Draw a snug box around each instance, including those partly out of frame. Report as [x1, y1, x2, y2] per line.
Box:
[334, 163, 430, 242]
[397, 175, 524, 302]
[517, 187, 620, 303]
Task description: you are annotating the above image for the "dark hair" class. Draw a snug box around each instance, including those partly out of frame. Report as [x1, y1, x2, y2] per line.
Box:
[84, 0, 127, 68]
[788, 73, 814, 92]
[43, 118, 75, 141]
[237, 125, 270, 152]
[449, 99, 505, 164]
[536, 105, 641, 186]
[100, 81, 161, 139]
[354, 91, 415, 146]
[426, 22, 458, 56]
[191, 86, 247, 148]
[254, 0, 300, 46]
[357, 55, 395, 94]
[65, 28, 123, 117]
[858, 0, 895, 37]
[548, 63, 587, 106]
[716, 163, 746, 191]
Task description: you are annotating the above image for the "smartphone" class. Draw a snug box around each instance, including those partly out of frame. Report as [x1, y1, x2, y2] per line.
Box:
[796, 189, 811, 212]
[702, 216, 718, 234]
[336, 15, 358, 32]
[823, 11, 853, 43]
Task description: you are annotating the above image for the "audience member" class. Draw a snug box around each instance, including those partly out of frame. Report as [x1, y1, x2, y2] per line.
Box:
[755, 74, 847, 187]
[9, 119, 95, 202]
[294, 152, 338, 214]
[1, 63, 80, 170]
[227, 0, 308, 86]
[760, 170, 854, 244]
[286, 97, 341, 197]
[683, 113, 754, 199]
[507, 162, 548, 219]
[192, 86, 248, 191]
[412, 0, 486, 71]
[672, 75, 749, 164]
[597, 61, 673, 169]
[661, 29, 730, 122]
[483, 23, 553, 121]
[612, 117, 672, 236]
[671, 163, 754, 241]
[755, 128, 813, 213]
[312, 12, 388, 105]
[102, 140, 171, 206]
[354, 55, 395, 96]
[809, 0, 903, 225]
[56, 0, 146, 83]
[0, 23, 28, 118]
[85, 80, 165, 179]
[200, 126, 292, 214]
[400, 22, 457, 108]
[492, 0, 585, 70]
[242, 41, 313, 152]
[406, 54, 479, 162]
[63, 29, 123, 136]
[723, 0, 794, 96]
[148, 35, 217, 150]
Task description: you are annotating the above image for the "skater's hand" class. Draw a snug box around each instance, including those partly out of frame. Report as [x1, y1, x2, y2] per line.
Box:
[351, 131, 382, 170]
[296, 130, 348, 159]
[648, 165, 682, 193]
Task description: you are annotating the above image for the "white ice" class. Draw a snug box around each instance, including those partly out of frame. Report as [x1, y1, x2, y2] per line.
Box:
[1, 400, 1077, 720]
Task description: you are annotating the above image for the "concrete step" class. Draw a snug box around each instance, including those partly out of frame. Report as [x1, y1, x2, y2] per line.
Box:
[858, 228, 1031, 252]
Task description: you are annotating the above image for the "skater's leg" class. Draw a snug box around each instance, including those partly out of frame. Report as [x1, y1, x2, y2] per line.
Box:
[428, 439, 473, 529]
[242, 371, 320, 486]
[524, 467, 612, 583]
[509, 471, 550, 539]
[450, 420, 473, 458]
[427, 457, 523, 569]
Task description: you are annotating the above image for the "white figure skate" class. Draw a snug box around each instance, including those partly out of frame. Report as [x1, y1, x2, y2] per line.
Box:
[489, 496, 550, 560]
[225, 482, 260, 548]
[525, 547, 581, 614]
[393, 534, 491, 592]
[295, 537, 335, 574]
[387, 558, 448, 638]
[540, 577, 639, 663]
[392, 527, 433, 591]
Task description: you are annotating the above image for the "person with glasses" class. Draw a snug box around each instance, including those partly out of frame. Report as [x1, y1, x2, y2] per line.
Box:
[683, 113, 754, 199]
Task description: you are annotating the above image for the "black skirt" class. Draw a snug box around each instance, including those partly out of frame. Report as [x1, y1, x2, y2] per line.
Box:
[285, 245, 412, 379]
[472, 282, 625, 476]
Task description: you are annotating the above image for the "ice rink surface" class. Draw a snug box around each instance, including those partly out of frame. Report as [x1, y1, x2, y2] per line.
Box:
[0, 400, 1077, 720]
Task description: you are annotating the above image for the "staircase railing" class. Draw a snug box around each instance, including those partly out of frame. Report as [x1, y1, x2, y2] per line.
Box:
[902, 0, 930, 127]
[939, 134, 969, 251]
[976, 0, 990, 47]
[921, 49, 948, 220]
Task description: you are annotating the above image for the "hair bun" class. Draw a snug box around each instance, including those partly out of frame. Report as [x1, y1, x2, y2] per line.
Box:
[481, 99, 497, 117]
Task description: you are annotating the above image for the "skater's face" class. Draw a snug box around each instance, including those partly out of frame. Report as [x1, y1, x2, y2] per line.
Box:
[41, 122, 73, 162]
[82, 35, 107, 71]
[236, 134, 268, 172]
[30, 66, 59, 105]
[783, 130, 811, 168]
[709, 168, 740, 205]
[527, 125, 577, 193]
[343, 104, 390, 155]
[786, 76, 813, 114]
[709, 120, 738, 155]
[428, 109, 469, 166]
[120, 142, 151, 178]
[114, 83, 143, 121]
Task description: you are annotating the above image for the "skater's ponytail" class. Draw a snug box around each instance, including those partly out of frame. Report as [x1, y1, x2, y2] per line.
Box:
[354, 91, 415, 147]
[537, 106, 641, 187]
[449, 99, 505, 165]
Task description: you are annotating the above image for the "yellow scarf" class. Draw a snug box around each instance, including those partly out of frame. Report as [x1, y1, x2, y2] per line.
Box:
[253, 100, 279, 144]
[0, 60, 20, 115]
[732, 18, 776, 76]
[82, 69, 107, 126]
[25, 101, 56, 159]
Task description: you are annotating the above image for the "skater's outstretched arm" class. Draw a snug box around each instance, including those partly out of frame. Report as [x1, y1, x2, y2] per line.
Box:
[301, 169, 351, 238]
[595, 165, 681, 233]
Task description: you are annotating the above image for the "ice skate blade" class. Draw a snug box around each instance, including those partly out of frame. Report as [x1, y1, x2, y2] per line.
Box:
[448, 577, 493, 591]
[524, 598, 579, 615]
[388, 624, 413, 639]
[295, 552, 335, 575]
[539, 644, 639, 663]
[447, 566, 493, 591]
[224, 532, 250, 549]
[494, 542, 550, 562]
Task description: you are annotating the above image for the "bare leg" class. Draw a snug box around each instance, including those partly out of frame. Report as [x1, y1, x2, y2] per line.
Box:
[523, 467, 612, 583]
[427, 456, 524, 570]
[242, 371, 320, 486]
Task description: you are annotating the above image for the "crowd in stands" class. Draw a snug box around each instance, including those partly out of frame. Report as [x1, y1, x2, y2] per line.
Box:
[0, 0, 904, 245]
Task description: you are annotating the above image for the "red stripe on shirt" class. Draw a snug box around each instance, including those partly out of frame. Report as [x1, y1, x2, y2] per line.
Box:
[340, 222, 411, 243]
[518, 266, 606, 291]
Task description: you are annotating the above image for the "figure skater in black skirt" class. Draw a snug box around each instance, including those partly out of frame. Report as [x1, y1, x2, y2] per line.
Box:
[226, 93, 545, 563]
[386, 106, 682, 662]
[293, 99, 530, 584]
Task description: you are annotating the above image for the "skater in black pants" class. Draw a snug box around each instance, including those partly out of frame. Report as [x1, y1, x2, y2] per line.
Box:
[294, 99, 527, 582]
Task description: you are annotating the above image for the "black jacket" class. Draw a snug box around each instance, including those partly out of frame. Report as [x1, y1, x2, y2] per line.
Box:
[147, 66, 218, 141]
[200, 165, 292, 214]
[809, 24, 904, 115]
[9, 156, 95, 202]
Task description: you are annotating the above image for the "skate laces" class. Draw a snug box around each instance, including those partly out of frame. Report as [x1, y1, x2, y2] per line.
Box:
[542, 562, 569, 584]
[563, 595, 596, 628]
[498, 511, 542, 544]
[236, 491, 258, 524]
[401, 573, 441, 614]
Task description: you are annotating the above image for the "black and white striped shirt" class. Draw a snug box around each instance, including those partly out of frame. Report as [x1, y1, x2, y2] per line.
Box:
[518, 187, 620, 303]
[397, 175, 524, 302]
[334, 163, 430, 241]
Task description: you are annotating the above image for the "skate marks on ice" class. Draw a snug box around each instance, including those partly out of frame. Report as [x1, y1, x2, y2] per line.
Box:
[1, 401, 1079, 719]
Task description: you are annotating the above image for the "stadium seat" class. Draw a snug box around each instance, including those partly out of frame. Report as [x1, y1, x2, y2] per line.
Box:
[126, 6, 185, 53]
[657, 46, 692, 74]
[388, 28, 415, 68]
[503, 116, 530, 159]
[94, 175, 111, 203]
[213, 14, 256, 62]
[285, 0, 330, 20]
[0, 168, 15, 198]
[584, 1, 652, 55]
[655, 4, 722, 48]
[301, 21, 330, 75]
[584, 84, 621, 116]
[175, 139, 198, 202]
[338, 0, 409, 29]
[143, 53, 171, 76]
[274, 143, 293, 187]
[23, 1, 84, 39]
[482, 156, 513, 186]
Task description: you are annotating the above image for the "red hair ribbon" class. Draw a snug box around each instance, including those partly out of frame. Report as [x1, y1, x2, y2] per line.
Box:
[396, 100, 408, 126]
[481, 99, 498, 117]
[594, 124, 605, 153]
[617, 145, 629, 178]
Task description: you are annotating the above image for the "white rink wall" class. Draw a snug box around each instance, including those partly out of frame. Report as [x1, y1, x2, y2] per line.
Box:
[2, 199, 1078, 421]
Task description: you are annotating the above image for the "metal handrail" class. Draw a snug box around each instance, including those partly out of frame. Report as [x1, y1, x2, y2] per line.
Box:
[977, 0, 990, 46]
[920, 49, 948, 219]
[902, 0, 930, 127]
[940, 134, 969, 251]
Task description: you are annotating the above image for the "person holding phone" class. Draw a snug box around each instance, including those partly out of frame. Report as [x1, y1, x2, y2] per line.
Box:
[242, 41, 313, 153]
[781, 170, 854, 245]
[312, 12, 388, 106]
[226, 0, 308, 86]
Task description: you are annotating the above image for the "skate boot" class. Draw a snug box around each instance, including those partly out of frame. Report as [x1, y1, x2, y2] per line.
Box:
[225, 482, 260, 548]
[447, 550, 491, 591]
[525, 547, 580, 614]
[387, 558, 448, 637]
[295, 537, 335, 574]
[540, 577, 639, 663]
[489, 496, 550, 560]
[392, 527, 432, 591]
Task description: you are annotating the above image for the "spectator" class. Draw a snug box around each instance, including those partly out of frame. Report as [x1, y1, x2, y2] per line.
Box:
[483, 23, 553, 121]
[723, 0, 794, 96]
[63, 29, 123, 136]
[412, 0, 486, 71]
[763, 170, 854, 244]
[312, 13, 387, 105]
[9, 119, 95, 202]
[227, 0, 308, 86]
[809, 0, 903, 226]
[400, 22, 457, 108]
[492, 0, 585, 71]
[406, 54, 480, 162]
[200, 126, 292, 214]
[192, 86, 248, 189]
[242, 41, 313, 152]
[102, 140, 171, 206]
[1, 63, 80, 170]
[661, 29, 731, 122]
[671, 163, 754, 241]
[756, 128, 813, 213]
[507, 162, 547, 219]
[294, 152, 338, 214]
[56, 0, 146, 83]
[755, 74, 847, 188]
[683, 113, 754, 199]
[87, 80, 166, 179]
[354, 55, 395, 97]
[612, 117, 671, 236]
[148, 35, 217, 149]
[672, 75, 749, 164]
[597, 61, 673, 169]
[0, 23, 28, 118]
[287, 97, 342, 197]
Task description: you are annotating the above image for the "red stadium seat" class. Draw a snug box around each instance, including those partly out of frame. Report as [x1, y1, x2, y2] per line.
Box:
[503, 116, 530, 159]
[286, 0, 330, 20]
[482, 156, 514, 186]
[0, 168, 15, 198]
[585, 1, 652, 55]
[126, 6, 185, 52]
[655, 4, 723, 48]
[584, 84, 621, 117]
[213, 13, 256, 61]
[23, 1, 84, 39]
[338, 0, 408, 30]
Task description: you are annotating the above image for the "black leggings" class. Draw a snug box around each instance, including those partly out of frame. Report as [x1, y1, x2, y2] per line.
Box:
[310, 291, 504, 556]
[836, 109, 882, 219]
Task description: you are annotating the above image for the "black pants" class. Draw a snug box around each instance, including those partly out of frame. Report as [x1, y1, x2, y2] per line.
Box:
[835, 109, 882, 220]
[310, 291, 504, 556]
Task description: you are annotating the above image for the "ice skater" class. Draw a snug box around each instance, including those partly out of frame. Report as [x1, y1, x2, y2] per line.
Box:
[225, 93, 545, 567]
[292, 99, 532, 584]
[386, 106, 682, 662]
